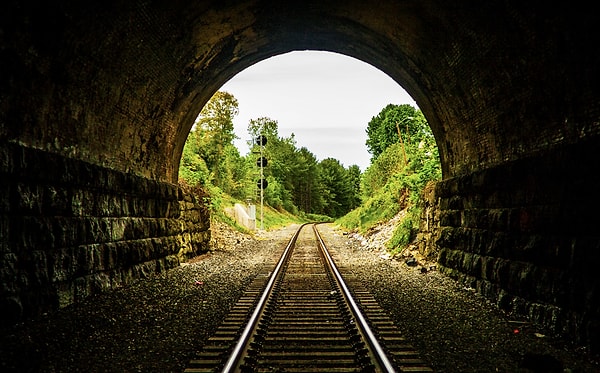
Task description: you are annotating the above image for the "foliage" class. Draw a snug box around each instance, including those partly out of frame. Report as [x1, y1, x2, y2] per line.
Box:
[177, 93, 442, 265]
[346, 165, 362, 210]
[259, 204, 307, 230]
[366, 104, 421, 161]
[247, 117, 359, 218]
[337, 165, 410, 233]
[364, 105, 440, 200]
[179, 130, 211, 186]
[180, 92, 362, 231]
[361, 143, 404, 199]
[179, 91, 439, 242]
[293, 147, 326, 214]
[386, 208, 419, 254]
[338, 104, 441, 254]
[318, 158, 353, 218]
[193, 91, 241, 191]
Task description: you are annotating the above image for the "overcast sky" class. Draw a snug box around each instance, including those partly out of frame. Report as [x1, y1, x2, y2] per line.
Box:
[220, 51, 417, 171]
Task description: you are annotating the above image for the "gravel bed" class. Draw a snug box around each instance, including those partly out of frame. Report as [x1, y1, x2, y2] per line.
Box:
[1, 223, 598, 372]
[0, 224, 291, 373]
[321, 224, 599, 373]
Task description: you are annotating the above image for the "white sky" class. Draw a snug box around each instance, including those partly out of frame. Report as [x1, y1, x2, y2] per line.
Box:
[220, 51, 417, 171]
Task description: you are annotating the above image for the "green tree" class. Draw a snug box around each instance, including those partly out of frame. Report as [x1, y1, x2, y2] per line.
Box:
[365, 104, 421, 161]
[293, 147, 325, 214]
[354, 104, 441, 254]
[247, 117, 296, 211]
[346, 164, 362, 210]
[195, 91, 239, 187]
[361, 143, 405, 199]
[179, 91, 251, 215]
[247, 116, 279, 143]
[318, 158, 353, 218]
[180, 92, 368, 222]
[220, 143, 252, 199]
[179, 127, 210, 186]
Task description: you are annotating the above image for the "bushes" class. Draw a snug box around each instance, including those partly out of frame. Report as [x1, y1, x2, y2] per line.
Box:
[386, 207, 419, 254]
[337, 105, 441, 253]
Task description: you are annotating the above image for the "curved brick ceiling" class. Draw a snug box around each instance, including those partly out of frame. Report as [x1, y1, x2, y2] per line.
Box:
[1, 0, 597, 182]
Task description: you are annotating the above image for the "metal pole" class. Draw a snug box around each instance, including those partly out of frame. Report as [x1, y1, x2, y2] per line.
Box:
[260, 136, 264, 230]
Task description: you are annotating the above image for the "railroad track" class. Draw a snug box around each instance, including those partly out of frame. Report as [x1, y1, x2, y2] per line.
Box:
[185, 224, 433, 372]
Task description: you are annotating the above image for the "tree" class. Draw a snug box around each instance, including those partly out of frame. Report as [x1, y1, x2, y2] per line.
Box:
[179, 91, 252, 204]
[220, 143, 252, 199]
[247, 117, 295, 211]
[365, 104, 421, 161]
[247, 116, 279, 142]
[179, 92, 367, 221]
[195, 91, 239, 187]
[318, 158, 353, 218]
[179, 127, 210, 186]
[292, 147, 325, 214]
[346, 164, 362, 210]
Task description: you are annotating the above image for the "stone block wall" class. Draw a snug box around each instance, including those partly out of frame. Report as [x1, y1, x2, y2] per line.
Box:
[416, 181, 440, 260]
[434, 140, 600, 351]
[177, 183, 212, 261]
[0, 142, 210, 326]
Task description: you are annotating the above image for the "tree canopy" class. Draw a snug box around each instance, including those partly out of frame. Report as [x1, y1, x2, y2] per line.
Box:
[338, 102, 441, 253]
[366, 104, 425, 161]
[179, 92, 362, 219]
[179, 92, 440, 229]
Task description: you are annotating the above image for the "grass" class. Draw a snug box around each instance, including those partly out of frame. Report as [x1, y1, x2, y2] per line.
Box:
[335, 172, 419, 255]
[336, 182, 410, 234]
[214, 191, 311, 232]
[255, 204, 308, 230]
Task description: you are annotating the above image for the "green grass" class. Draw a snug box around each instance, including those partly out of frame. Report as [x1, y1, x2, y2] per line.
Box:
[385, 207, 419, 254]
[255, 204, 308, 230]
[336, 179, 409, 234]
[335, 170, 421, 255]
[211, 186, 336, 232]
[214, 191, 312, 232]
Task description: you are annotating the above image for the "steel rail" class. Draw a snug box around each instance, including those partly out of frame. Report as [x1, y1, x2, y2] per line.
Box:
[220, 224, 306, 373]
[313, 224, 397, 373]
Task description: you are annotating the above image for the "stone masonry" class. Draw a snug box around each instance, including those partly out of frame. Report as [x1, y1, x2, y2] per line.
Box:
[434, 140, 600, 352]
[0, 142, 210, 326]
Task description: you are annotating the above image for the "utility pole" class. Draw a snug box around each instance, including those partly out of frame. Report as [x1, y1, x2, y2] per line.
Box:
[254, 134, 268, 231]
[260, 139, 264, 230]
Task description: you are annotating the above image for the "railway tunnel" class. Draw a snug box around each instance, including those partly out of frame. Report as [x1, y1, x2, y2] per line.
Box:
[1, 0, 599, 352]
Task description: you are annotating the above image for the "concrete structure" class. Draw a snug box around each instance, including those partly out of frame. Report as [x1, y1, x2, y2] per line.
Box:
[227, 203, 256, 230]
[1, 0, 599, 351]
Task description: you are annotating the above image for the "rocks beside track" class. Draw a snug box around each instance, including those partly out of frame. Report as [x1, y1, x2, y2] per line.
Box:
[0, 222, 598, 372]
[345, 210, 435, 271]
[324, 224, 598, 373]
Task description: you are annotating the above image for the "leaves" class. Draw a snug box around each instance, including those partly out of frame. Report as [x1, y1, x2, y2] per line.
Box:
[366, 104, 420, 160]
[339, 104, 441, 255]
[180, 94, 361, 220]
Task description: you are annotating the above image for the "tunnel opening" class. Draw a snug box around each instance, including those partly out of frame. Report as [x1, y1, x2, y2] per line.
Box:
[177, 50, 438, 229]
[1, 0, 599, 360]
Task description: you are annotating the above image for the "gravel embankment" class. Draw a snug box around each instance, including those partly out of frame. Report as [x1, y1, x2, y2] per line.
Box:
[0, 223, 289, 372]
[322, 224, 599, 373]
[1, 222, 598, 372]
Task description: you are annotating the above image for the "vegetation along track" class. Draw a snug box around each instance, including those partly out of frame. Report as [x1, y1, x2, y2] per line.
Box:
[185, 224, 433, 372]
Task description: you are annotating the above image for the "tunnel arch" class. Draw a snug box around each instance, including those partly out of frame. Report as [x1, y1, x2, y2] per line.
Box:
[8, 0, 593, 183]
[172, 26, 439, 182]
[2, 0, 599, 350]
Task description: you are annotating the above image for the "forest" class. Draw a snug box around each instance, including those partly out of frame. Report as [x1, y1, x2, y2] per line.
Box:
[179, 91, 441, 252]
